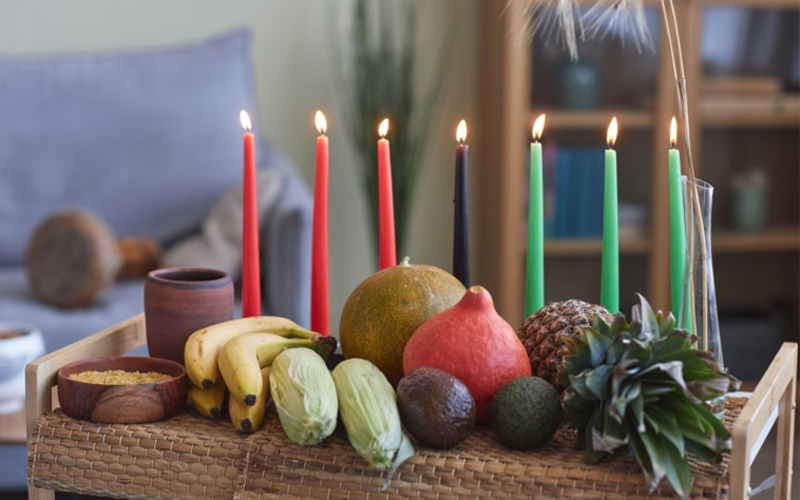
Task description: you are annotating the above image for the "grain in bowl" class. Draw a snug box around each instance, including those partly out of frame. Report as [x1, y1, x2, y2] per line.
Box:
[68, 370, 173, 385]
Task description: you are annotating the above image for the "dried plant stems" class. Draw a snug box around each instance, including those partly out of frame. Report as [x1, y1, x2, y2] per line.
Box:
[657, 0, 709, 350]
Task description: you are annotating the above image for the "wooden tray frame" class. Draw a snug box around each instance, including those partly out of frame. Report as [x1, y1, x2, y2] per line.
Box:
[24, 314, 797, 500]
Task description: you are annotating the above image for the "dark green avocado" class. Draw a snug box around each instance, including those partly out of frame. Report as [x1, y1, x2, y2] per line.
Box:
[489, 376, 562, 451]
[397, 367, 476, 449]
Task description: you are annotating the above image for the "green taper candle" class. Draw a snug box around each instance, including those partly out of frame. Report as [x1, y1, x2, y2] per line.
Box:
[525, 114, 546, 317]
[601, 117, 619, 314]
[668, 117, 692, 331]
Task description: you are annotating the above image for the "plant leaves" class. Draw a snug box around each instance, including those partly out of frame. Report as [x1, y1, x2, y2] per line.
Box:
[658, 313, 676, 337]
[663, 438, 693, 498]
[635, 293, 661, 342]
[562, 387, 596, 427]
[606, 333, 629, 366]
[650, 335, 690, 362]
[562, 338, 594, 377]
[649, 412, 685, 458]
[639, 431, 668, 490]
[569, 372, 599, 401]
[585, 364, 614, 400]
[585, 329, 613, 367]
[631, 393, 645, 433]
[584, 411, 609, 464]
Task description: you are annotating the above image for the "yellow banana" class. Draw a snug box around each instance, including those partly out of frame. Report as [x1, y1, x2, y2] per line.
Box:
[184, 316, 317, 389]
[189, 376, 226, 419]
[230, 367, 272, 432]
[220, 332, 337, 405]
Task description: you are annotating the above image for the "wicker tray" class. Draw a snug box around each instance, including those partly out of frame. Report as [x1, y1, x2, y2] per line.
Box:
[28, 398, 745, 500]
[24, 315, 798, 500]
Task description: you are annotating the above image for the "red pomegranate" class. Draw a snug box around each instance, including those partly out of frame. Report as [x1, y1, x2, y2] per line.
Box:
[403, 286, 531, 423]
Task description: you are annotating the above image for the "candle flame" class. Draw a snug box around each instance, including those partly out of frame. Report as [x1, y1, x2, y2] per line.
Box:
[456, 119, 467, 143]
[378, 118, 389, 138]
[315, 110, 327, 134]
[607, 117, 618, 148]
[670, 116, 677, 148]
[532, 114, 545, 142]
[240, 110, 252, 132]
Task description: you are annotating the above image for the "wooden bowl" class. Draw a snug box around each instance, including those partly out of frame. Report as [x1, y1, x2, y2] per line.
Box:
[57, 356, 188, 424]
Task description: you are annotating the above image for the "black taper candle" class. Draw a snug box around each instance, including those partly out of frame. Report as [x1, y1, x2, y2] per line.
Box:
[453, 130, 470, 287]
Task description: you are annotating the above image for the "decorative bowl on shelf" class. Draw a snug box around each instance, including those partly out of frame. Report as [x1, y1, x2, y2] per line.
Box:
[0, 323, 45, 414]
[57, 356, 188, 424]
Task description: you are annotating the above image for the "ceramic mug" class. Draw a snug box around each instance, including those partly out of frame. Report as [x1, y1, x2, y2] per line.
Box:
[0, 323, 45, 414]
[144, 268, 234, 366]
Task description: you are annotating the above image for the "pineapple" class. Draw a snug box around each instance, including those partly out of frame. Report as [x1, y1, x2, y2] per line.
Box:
[561, 294, 740, 497]
[518, 299, 613, 391]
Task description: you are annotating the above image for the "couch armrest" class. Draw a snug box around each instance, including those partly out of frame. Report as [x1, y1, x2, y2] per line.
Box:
[261, 172, 312, 328]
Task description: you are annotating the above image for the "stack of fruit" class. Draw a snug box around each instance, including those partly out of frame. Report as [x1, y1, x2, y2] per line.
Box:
[339, 259, 740, 496]
[338, 260, 564, 452]
[184, 316, 336, 432]
[185, 316, 414, 487]
[181, 257, 740, 496]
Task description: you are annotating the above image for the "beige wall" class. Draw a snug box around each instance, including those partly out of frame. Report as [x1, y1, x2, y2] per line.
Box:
[0, 0, 479, 334]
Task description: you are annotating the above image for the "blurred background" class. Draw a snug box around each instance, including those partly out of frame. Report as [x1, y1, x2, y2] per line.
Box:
[0, 0, 797, 497]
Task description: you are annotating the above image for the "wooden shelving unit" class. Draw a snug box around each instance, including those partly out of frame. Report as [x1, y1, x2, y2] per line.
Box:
[701, 94, 800, 128]
[540, 110, 654, 130]
[478, 0, 799, 325]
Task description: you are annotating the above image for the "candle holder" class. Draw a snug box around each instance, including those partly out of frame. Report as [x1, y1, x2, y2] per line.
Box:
[680, 177, 725, 418]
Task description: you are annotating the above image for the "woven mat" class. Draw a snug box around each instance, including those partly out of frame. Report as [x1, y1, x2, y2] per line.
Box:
[28, 397, 746, 500]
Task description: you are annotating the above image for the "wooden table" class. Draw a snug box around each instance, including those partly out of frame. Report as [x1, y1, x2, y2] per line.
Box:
[23, 314, 798, 500]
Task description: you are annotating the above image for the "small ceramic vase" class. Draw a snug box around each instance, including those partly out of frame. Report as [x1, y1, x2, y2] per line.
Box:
[145, 268, 234, 365]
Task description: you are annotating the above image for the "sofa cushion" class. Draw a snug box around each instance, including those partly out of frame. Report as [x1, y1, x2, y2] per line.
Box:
[0, 29, 260, 264]
[0, 267, 147, 354]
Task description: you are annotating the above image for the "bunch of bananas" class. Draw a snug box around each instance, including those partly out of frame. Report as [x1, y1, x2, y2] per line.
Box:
[184, 316, 337, 432]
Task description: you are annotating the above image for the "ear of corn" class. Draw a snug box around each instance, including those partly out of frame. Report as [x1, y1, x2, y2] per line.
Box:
[270, 348, 338, 445]
[332, 358, 415, 489]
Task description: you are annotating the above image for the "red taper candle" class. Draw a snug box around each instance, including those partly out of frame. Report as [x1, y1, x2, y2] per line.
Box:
[311, 111, 330, 336]
[240, 110, 261, 317]
[377, 118, 396, 269]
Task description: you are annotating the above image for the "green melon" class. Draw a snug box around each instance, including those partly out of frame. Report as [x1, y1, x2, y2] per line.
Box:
[339, 257, 465, 386]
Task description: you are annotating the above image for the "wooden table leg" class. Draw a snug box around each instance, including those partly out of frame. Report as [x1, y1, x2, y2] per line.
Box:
[774, 372, 796, 500]
[731, 342, 798, 500]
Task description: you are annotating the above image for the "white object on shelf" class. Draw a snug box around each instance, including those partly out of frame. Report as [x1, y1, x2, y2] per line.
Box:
[0, 323, 44, 414]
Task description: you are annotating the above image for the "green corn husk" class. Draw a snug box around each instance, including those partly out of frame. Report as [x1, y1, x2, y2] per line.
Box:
[270, 348, 338, 445]
[332, 359, 414, 489]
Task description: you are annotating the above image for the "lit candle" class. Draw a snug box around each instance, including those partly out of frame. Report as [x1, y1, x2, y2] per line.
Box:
[525, 114, 546, 317]
[668, 117, 691, 330]
[453, 119, 469, 287]
[377, 118, 397, 269]
[601, 117, 619, 314]
[311, 111, 330, 336]
[240, 110, 261, 317]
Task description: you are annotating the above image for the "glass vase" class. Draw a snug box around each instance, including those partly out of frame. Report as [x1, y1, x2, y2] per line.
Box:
[680, 177, 726, 417]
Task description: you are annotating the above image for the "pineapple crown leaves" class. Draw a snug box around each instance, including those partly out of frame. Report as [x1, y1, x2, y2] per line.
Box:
[561, 294, 741, 498]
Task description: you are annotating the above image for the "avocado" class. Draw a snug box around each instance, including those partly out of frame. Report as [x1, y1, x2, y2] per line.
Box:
[397, 367, 475, 449]
[489, 376, 562, 450]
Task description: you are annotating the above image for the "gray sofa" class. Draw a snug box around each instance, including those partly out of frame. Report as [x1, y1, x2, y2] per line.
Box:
[0, 30, 311, 490]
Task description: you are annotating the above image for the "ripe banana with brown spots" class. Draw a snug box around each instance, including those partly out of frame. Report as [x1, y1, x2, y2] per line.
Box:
[230, 367, 272, 432]
[184, 316, 316, 389]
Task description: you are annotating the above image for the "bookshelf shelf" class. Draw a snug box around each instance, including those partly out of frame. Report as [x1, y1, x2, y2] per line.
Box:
[518, 228, 800, 258]
[712, 228, 800, 253]
[541, 238, 650, 256]
[533, 110, 653, 131]
[701, 94, 800, 128]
